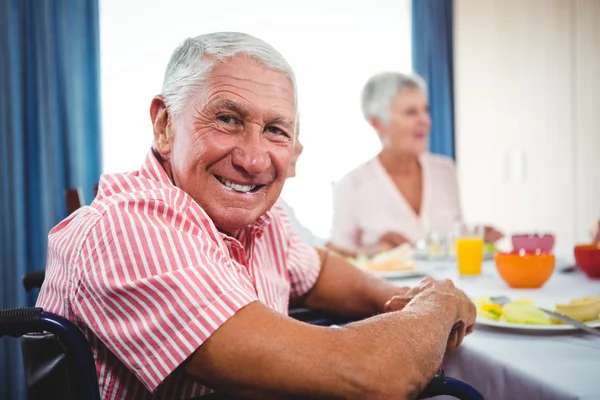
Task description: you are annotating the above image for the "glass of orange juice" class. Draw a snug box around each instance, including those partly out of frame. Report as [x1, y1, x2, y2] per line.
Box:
[456, 225, 484, 276]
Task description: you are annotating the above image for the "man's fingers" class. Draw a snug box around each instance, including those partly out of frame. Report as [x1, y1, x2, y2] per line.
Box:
[415, 277, 436, 289]
[384, 296, 411, 312]
[455, 322, 466, 347]
[446, 330, 458, 354]
[446, 322, 467, 354]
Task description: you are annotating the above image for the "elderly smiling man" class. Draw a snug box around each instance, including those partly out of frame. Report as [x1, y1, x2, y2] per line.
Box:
[36, 32, 475, 399]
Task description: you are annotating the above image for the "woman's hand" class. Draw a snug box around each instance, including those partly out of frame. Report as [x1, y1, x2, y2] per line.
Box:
[592, 220, 600, 243]
[378, 231, 411, 252]
[484, 226, 504, 243]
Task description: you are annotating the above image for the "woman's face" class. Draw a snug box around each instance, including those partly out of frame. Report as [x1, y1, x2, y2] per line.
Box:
[378, 88, 431, 156]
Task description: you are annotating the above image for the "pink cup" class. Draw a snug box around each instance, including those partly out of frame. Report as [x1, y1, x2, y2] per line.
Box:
[511, 233, 555, 252]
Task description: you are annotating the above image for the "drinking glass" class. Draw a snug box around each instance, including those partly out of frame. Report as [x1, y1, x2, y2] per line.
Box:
[456, 224, 484, 276]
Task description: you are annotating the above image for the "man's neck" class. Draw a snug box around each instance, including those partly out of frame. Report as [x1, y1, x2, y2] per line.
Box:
[153, 148, 176, 184]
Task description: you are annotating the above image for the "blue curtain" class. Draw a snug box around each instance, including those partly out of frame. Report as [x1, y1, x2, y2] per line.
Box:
[0, 0, 101, 398]
[412, 0, 455, 159]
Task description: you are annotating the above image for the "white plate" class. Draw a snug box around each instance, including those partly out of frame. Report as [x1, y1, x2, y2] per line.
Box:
[371, 263, 435, 279]
[476, 316, 600, 331]
[374, 269, 430, 279]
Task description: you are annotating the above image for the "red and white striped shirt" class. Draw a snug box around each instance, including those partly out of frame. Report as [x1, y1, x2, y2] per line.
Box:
[36, 150, 321, 399]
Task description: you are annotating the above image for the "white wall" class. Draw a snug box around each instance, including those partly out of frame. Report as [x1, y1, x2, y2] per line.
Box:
[573, 0, 600, 244]
[454, 0, 600, 252]
[99, 0, 412, 238]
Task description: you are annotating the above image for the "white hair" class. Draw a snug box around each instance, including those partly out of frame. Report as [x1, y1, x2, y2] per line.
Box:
[361, 72, 427, 125]
[161, 32, 298, 119]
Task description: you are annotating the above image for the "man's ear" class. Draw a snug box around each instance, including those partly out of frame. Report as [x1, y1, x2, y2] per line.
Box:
[150, 95, 172, 156]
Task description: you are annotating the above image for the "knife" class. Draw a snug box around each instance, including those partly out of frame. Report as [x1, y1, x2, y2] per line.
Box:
[537, 307, 600, 337]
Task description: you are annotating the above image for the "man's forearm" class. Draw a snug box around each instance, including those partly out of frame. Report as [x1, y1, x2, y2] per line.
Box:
[186, 296, 460, 400]
[343, 296, 460, 398]
[300, 248, 409, 317]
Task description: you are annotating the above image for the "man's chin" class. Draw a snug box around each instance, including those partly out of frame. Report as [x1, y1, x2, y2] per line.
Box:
[211, 209, 267, 237]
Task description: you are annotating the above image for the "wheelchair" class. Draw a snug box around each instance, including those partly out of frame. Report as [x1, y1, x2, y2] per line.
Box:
[1, 307, 484, 399]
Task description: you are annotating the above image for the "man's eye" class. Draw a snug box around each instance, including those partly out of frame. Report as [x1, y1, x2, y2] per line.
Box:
[265, 126, 289, 138]
[217, 115, 240, 125]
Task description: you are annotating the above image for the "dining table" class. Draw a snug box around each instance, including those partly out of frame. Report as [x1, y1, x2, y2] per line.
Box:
[389, 254, 600, 400]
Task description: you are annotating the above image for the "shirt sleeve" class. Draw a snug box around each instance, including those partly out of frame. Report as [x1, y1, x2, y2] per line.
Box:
[271, 204, 322, 299]
[72, 199, 258, 392]
[329, 176, 362, 253]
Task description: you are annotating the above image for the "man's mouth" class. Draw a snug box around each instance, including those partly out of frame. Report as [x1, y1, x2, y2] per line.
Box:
[214, 175, 265, 193]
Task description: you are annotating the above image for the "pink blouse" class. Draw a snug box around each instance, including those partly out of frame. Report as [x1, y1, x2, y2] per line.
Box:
[330, 154, 462, 253]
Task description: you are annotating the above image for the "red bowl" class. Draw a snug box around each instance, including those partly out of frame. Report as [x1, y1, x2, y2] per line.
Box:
[512, 233, 555, 252]
[574, 244, 600, 279]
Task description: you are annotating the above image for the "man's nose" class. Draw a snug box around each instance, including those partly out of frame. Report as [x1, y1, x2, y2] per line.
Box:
[296, 140, 304, 156]
[231, 128, 272, 175]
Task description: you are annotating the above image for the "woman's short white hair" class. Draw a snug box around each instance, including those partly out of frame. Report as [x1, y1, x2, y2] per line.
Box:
[361, 72, 427, 125]
[161, 32, 298, 118]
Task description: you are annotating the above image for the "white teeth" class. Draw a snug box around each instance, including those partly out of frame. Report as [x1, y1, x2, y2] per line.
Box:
[218, 177, 256, 193]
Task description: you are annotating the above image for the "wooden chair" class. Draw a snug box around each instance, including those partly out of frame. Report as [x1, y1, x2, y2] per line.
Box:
[65, 184, 98, 215]
[64, 188, 83, 216]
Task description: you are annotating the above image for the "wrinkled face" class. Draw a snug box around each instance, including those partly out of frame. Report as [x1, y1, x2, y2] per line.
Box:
[377, 88, 431, 156]
[152, 56, 296, 235]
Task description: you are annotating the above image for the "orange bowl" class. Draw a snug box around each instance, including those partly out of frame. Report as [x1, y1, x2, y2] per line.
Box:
[494, 251, 555, 288]
[574, 244, 600, 279]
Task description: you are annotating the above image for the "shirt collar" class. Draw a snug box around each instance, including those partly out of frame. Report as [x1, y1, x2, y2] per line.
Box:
[139, 149, 174, 185]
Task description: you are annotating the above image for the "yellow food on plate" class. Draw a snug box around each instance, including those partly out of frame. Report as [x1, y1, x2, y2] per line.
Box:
[569, 295, 600, 304]
[502, 303, 551, 325]
[474, 297, 550, 325]
[480, 303, 503, 321]
[509, 298, 535, 307]
[351, 244, 416, 272]
[473, 297, 503, 321]
[475, 295, 600, 326]
[363, 258, 415, 272]
[554, 296, 600, 323]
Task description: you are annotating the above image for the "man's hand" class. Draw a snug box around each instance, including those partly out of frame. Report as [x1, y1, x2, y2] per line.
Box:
[446, 321, 475, 354]
[383, 277, 476, 353]
[296, 248, 413, 317]
[185, 272, 475, 399]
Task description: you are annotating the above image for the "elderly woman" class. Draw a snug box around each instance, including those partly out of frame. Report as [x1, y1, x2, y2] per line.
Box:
[330, 72, 502, 257]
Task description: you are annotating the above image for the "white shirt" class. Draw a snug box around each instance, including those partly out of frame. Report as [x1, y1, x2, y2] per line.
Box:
[277, 198, 327, 247]
[330, 153, 462, 253]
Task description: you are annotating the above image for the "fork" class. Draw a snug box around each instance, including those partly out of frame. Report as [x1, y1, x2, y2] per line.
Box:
[490, 296, 600, 337]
